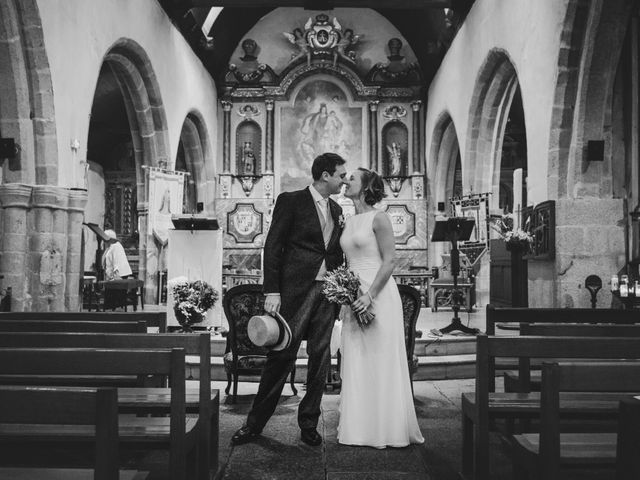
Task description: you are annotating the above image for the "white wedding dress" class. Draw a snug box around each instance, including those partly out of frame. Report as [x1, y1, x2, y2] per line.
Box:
[337, 210, 424, 448]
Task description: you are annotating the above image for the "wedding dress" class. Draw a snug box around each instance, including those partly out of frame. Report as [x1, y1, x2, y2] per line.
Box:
[337, 210, 424, 448]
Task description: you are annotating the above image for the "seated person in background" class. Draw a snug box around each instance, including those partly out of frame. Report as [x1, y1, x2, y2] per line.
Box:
[102, 229, 132, 281]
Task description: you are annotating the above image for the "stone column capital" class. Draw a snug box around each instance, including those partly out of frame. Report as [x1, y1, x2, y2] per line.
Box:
[0, 183, 32, 209]
[67, 188, 88, 213]
[265, 98, 275, 111]
[221, 100, 233, 112]
[369, 101, 380, 112]
[411, 100, 423, 112]
[31, 185, 69, 210]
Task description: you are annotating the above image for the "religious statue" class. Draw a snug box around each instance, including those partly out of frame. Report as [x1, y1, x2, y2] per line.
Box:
[242, 141, 256, 175]
[386, 142, 403, 176]
[333, 28, 362, 66]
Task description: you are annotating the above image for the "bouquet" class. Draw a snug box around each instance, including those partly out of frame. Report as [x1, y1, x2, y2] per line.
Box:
[491, 214, 533, 253]
[322, 266, 375, 327]
[168, 276, 219, 331]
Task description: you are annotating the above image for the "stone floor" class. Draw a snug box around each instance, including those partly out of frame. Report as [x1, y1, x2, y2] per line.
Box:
[216, 378, 508, 480]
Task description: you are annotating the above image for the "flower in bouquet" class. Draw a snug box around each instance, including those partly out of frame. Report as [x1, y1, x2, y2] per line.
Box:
[322, 265, 375, 327]
[503, 228, 534, 252]
[169, 277, 219, 331]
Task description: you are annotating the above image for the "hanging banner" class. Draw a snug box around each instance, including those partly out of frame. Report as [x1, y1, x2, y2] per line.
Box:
[147, 167, 186, 243]
[450, 193, 491, 265]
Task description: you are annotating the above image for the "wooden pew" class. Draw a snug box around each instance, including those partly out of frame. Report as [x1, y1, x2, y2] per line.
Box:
[485, 304, 640, 335]
[504, 324, 640, 392]
[461, 335, 640, 480]
[0, 319, 147, 333]
[0, 311, 167, 332]
[512, 362, 640, 480]
[617, 397, 640, 480]
[0, 348, 197, 480]
[0, 332, 217, 480]
[486, 304, 640, 391]
[0, 385, 147, 480]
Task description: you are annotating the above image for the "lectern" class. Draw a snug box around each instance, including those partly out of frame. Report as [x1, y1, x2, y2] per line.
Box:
[431, 217, 479, 335]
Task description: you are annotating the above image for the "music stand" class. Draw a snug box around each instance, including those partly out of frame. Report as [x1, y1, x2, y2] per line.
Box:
[431, 217, 480, 335]
[83, 222, 110, 281]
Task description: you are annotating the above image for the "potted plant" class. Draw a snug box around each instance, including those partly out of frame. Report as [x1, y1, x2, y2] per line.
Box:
[168, 276, 219, 332]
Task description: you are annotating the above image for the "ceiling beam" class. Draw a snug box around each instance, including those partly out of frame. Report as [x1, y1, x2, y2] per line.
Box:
[186, 0, 452, 8]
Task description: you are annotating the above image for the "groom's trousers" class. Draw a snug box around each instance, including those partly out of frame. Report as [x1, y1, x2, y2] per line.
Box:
[246, 281, 336, 432]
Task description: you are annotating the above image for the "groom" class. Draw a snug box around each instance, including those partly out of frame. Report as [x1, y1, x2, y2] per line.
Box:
[231, 152, 347, 447]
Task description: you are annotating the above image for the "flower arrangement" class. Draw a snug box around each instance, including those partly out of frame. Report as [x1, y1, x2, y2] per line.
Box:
[322, 265, 375, 327]
[491, 213, 533, 252]
[168, 276, 219, 332]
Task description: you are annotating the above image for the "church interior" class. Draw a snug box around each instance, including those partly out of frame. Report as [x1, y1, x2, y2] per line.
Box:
[1, 1, 640, 479]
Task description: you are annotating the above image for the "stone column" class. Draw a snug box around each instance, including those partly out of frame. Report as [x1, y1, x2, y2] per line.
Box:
[368, 101, 379, 171]
[265, 99, 275, 173]
[222, 101, 232, 173]
[0, 184, 32, 311]
[30, 185, 69, 311]
[411, 101, 423, 174]
[138, 204, 154, 306]
[65, 188, 88, 311]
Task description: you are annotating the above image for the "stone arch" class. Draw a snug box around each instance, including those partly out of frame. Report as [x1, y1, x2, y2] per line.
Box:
[90, 38, 170, 301]
[549, 0, 631, 198]
[465, 49, 520, 209]
[430, 111, 461, 212]
[177, 110, 214, 213]
[0, 0, 57, 184]
[101, 38, 170, 205]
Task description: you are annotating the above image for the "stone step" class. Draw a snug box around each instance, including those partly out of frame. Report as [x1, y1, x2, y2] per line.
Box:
[186, 351, 476, 383]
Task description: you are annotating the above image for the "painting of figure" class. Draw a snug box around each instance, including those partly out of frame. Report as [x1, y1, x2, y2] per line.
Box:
[280, 80, 362, 192]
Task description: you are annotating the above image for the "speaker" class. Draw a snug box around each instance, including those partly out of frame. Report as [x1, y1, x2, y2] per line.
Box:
[437, 202, 446, 212]
[587, 140, 604, 162]
[0, 138, 16, 159]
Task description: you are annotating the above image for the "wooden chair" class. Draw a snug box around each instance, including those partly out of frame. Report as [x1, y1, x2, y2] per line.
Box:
[222, 283, 297, 403]
[397, 283, 422, 394]
[0, 385, 125, 480]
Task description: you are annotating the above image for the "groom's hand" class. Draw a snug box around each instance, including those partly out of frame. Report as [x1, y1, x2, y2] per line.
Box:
[264, 293, 281, 314]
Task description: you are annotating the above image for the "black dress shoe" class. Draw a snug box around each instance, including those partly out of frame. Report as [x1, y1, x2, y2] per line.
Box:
[300, 428, 322, 446]
[231, 425, 260, 445]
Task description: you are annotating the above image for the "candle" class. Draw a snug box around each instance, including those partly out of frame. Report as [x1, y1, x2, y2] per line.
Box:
[513, 168, 523, 230]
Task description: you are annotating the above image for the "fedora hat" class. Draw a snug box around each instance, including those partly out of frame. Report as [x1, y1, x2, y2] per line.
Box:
[248, 311, 292, 351]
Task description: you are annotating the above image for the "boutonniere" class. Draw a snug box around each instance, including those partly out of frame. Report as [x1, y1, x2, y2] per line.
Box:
[338, 214, 346, 229]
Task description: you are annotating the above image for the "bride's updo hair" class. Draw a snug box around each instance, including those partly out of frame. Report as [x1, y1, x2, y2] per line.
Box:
[357, 168, 387, 206]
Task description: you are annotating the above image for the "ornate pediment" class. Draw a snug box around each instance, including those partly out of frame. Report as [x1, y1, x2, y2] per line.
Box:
[283, 14, 363, 67]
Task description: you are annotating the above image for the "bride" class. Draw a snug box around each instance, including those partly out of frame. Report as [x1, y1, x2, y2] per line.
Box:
[338, 167, 424, 448]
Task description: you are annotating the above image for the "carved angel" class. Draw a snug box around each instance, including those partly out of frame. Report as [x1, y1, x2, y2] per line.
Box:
[333, 28, 362, 66]
[283, 28, 311, 66]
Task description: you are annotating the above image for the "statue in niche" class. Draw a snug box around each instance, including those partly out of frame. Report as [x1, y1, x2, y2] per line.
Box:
[386, 142, 403, 176]
[283, 28, 311, 66]
[242, 141, 256, 175]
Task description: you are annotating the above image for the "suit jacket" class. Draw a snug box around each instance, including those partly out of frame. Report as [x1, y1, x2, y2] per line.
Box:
[263, 187, 344, 321]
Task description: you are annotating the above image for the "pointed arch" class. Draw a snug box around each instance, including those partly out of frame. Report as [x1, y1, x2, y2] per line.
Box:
[465, 49, 520, 208]
[0, 0, 57, 184]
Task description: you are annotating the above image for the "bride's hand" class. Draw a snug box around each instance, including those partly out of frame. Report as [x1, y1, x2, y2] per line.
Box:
[352, 292, 372, 315]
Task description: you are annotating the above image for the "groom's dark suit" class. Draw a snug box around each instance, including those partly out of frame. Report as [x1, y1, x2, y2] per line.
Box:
[246, 187, 343, 432]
